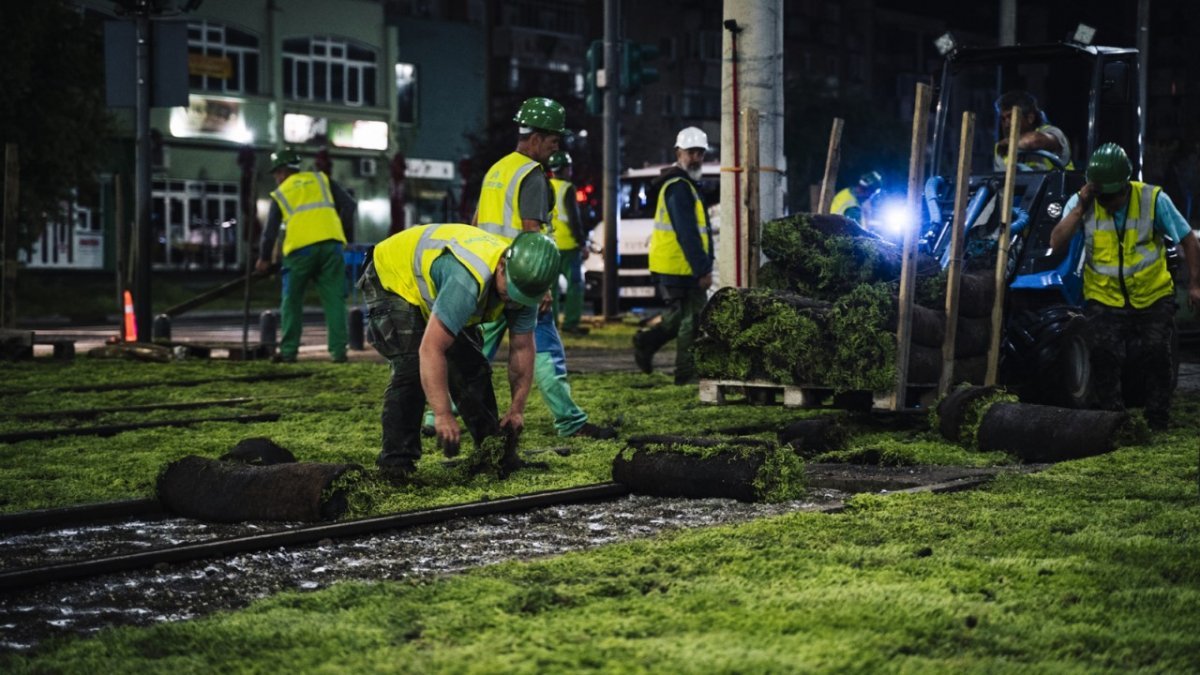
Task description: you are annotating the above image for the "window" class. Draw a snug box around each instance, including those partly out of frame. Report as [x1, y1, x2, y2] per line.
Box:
[283, 36, 378, 106]
[151, 180, 243, 270]
[395, 62, 417, 124]
[187, 20, 259, 94]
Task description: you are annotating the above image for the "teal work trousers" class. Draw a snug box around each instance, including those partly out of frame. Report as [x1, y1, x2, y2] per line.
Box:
[279, 240, 347, 360]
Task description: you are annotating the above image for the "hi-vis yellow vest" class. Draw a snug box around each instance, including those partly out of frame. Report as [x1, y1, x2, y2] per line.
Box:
[270, 171, 347, 256]
[477, 152, 546, 240]
[829, 188, 859, 218]
[549, 178, 579, 250]
[372, 223, 509, 325]
[1082, 181, 1174, 309]
[649, 177, 710, 276]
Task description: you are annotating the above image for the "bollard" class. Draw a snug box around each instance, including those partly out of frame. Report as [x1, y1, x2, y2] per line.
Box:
[347, 306, 365, 351]
[151, 314, 172, 343]
[259, 310, 278, 346]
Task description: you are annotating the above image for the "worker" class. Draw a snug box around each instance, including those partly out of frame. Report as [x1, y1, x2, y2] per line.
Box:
[256, 148, 356, 363]
[1049, 142, 1200, 430]
[993, 90, 1073, 171]
[359, 224, 560, 480]
[472, 97, 615, 440]
[632, 126, 714, 385]
[547, 150, 590, 336]
[830, 171, 883, 224]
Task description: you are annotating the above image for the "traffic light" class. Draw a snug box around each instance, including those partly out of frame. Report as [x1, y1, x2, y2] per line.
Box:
[585, 40, 603, 116]
[620, 41, 660, 95]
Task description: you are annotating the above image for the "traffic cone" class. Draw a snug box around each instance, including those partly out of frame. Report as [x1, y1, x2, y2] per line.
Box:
[123, 290, 138, 342]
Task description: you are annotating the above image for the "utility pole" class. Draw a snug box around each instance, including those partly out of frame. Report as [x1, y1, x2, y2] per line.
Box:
[719, 0, 784, 289]
[133, 1, 154, 342]
[601, 0, 620, 319]
[1137, 0, 1150, 178]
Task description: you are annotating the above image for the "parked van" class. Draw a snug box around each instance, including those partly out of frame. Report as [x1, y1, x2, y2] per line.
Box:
[582, 163, 720, 309]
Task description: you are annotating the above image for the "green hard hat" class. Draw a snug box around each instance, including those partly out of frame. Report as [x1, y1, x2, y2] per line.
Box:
[270, 148, 302, 172]
[1086, 143, 1132, 194]
[547, 151, 572, 171]
[503, 232, 561, 308]
[514, 97, 566, 135]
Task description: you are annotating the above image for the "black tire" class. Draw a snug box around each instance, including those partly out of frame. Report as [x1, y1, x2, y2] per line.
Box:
[1056, 331, 1093, 409]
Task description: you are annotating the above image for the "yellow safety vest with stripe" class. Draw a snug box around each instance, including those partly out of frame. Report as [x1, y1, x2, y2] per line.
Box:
[372, 223, 509, 325]
[649, 177, 710, 276]
[477, 152, 548, 240]
[992, 124, 1075, 171]
[549, 178, 579, 250]
[1082, 182, 1174, 309]
[270, 171, 347, 256]
[829, 188, 860, 218]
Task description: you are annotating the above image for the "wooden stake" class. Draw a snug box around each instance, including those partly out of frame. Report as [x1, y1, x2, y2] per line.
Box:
[939, 112, 976, 396]
[817, 118, 844, 214]
[985, 107, 1022, 385]
[744, 107, 761, 287]
[892, 83, 931, 411]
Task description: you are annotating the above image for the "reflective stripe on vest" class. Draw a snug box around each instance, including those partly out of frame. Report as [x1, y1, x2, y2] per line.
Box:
[477, 152, 542, 240]
[372, 223, 509, 324]
[549, 178, 579, 250]
[270, 171, 346, 256]
[1082, 182, 1173, 309]
[649, 177, 710, 276]
[829, 188, 859, 217]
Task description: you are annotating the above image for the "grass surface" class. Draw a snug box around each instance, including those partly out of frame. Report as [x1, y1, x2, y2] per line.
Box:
[4, 406, 1198, 671]
[2, 359, 1197, 671]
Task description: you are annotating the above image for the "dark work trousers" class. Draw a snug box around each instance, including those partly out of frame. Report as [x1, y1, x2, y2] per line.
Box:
[1085, 297, 1177, 427]
[358, 262, 499, 467]
[637, 281, 708, 384]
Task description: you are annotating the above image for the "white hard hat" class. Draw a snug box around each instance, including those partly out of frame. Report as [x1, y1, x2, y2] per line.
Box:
[675, 126, 709, 151]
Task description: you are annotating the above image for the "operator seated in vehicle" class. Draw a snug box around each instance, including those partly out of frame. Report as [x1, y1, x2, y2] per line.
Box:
[830, 171, 883, 225]
[993, 90, 1074, 171]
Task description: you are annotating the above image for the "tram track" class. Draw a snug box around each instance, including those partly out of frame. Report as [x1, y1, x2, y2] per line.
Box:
[0, 469, 1005, 595]
[0, 371, 314, 397]
[0, 483, 630, 592]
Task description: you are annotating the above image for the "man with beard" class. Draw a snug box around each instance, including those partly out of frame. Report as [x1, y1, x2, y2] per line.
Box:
[632, 126, 714, 384]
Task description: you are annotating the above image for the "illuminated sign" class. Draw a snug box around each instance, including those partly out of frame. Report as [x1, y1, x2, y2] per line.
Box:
[169, 95, 253, 143]
[284, 113, 388, 151]
[188, 53, 233, 79]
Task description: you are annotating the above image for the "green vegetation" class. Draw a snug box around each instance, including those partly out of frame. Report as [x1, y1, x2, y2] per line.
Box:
[5, 409, 1198, 671]
[1, 356, 1007, 516]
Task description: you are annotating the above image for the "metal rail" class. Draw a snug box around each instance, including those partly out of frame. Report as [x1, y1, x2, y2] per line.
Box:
[0, 498, 165, 534]
[0, 413, 281, 443]
[4, 397, 257, 421]
[0, 482, 630, 592]
[0, 371, 312, 397]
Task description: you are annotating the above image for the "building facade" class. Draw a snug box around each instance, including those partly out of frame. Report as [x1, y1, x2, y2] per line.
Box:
[27, 0, 485, 271]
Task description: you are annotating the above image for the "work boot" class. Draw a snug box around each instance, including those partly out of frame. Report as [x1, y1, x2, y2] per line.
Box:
[569, 422, 618, 440]
[331, 353, 348, 363]
[377, 457, 417, 483]
[562, 325, 590, 336]
[270, 353, 297, 364]
[632, 332, 653, 374]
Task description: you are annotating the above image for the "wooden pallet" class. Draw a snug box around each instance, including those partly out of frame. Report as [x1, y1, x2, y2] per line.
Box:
[698, 379, 938, 411]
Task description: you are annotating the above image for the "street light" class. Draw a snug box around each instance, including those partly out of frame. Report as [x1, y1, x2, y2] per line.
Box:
[934, 32, 958, 57]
